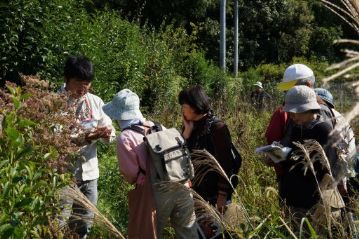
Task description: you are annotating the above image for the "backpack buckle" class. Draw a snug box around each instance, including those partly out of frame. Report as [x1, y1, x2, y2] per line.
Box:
[155, 145, 162, 152]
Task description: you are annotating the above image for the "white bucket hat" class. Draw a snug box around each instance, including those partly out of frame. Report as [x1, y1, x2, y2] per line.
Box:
[283, 85, 321, 113]
[253, 81, 263, 88]
[103, 89, 144, 120]
[277, 64, 315, 91]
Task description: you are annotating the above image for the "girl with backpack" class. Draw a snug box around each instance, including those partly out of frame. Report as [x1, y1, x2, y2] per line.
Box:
[103, 89, 198, 239]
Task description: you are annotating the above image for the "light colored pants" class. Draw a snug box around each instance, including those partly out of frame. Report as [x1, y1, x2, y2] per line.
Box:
[58, 179, 98, 237]
[154, 183, 198, 239]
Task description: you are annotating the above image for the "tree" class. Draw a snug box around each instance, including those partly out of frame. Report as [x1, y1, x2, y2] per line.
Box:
[92, 0, 346, 69]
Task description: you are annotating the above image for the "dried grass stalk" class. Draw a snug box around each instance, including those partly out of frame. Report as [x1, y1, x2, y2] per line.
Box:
[334, 39, 359, 44]
[320, 0, 359, 122]
[64, 186, 125, 239]
[190, 149, 252, 227]
[290, 140, 350, 237]
[154, 180, 246, 232]
[278, 217, 298, 239]
[321, 0, 359, 33]
[191, 189, 224, 226]
[190, 149, 230, 187]
[322, 61, 359, 84]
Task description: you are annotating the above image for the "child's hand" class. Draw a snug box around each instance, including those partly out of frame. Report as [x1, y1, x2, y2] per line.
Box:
[263, 157, 275, 166]
[216, 192, 227, 214]
[182, 114, 193, 139]
[86, 127, 111, 141]
[97, 126, 112, 138]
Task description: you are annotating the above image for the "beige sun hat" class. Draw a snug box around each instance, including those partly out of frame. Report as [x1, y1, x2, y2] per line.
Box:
[283, 85, 321, 113]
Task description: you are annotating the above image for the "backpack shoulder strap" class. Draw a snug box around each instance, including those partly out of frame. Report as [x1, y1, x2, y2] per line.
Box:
[207, 115, 223, 134]
[320, 104, 336, 128]
[151, 121, 163, 133]
[122, 124, 150, 136]
[122, 124, 145, 135]
[207, 115, 242, 176]
[122, 123, 150, 176]
[327, 106, 337, 127]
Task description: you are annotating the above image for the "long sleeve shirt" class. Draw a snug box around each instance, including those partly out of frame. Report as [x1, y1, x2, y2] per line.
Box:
[116, 121, 154, 185]
[265, 106, 288, 144]
[280, 119, 334, 209]
[186, 115, 233, 202]
[265, 106, 288, 178]
[59, 88, 115, 181]
[77, 93, 115, 181]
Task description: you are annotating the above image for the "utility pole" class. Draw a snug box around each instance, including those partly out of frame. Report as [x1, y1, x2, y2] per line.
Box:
[233, 0, 239, 76]
[220, 0, 226, 71]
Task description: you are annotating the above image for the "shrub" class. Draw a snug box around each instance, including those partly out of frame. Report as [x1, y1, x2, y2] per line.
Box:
[0, 76, 77, 238]
[0, 1, 48, 84]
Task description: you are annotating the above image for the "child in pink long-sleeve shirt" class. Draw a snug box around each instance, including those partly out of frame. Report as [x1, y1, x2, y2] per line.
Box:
[103, 89, 198, 239]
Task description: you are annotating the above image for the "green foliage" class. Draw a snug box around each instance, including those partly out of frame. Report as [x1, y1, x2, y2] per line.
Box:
[61, 0, 355, 70]
[93, 0, 214, 26]
[180, 51, 228, 95]
[299, 217, 319, 238]
[241, 64, 285, 88]
[238, 58, 331, 109]
[0, 0, 342, 109]
[276, 0, 314, 62]
[0, 83, 71, 238]
[309, 26, 342, 61]
[96, 147, 131, 235]
[0, 0, 48, 83]
[1, 0, 227, 112]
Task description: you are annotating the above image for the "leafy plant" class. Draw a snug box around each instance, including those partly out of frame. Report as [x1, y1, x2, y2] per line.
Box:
[0, 76, 77, 238]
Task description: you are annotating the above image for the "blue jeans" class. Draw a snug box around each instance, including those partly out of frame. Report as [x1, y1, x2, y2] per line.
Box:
[58, 179, 98, 237]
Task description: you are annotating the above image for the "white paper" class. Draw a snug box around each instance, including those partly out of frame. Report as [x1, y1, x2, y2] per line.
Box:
[255, 142, 292, 163]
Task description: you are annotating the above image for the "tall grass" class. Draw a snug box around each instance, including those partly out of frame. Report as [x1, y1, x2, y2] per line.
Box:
[62, 186, 125, 239]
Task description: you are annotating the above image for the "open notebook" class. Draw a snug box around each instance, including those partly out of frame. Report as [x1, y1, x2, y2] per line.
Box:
[255, 142, 292, 163]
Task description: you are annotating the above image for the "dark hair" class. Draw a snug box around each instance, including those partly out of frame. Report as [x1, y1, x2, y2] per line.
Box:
[316, 95, 326, 106]
[64, 55, 94, 82]
[310, 109, 320, 114]
[178, 85, 210, 114]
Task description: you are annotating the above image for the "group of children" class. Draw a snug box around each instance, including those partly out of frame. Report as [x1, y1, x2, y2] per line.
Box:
[58, 55, 357, 238]
[265, 64, 357, 236]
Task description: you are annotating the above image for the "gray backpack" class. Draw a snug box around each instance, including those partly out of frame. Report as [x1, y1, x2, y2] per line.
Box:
[125, 123, 195, 183]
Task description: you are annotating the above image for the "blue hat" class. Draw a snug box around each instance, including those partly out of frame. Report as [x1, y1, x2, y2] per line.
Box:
[314, 88, 334, 108]
[103, 89, 144, 120]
